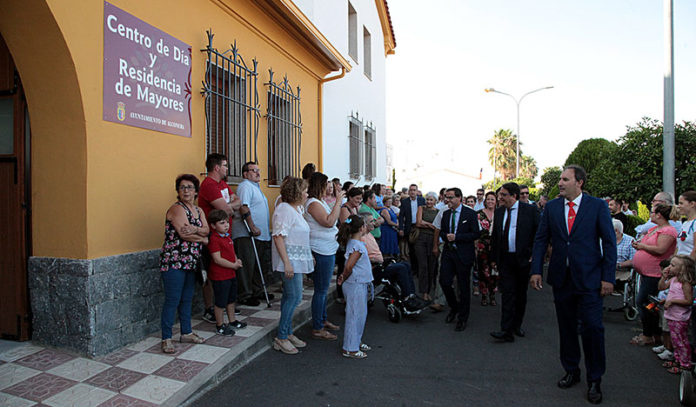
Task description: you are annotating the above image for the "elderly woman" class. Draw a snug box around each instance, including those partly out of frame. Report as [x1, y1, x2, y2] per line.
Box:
[630, 203, 679, 346]
[476, 191, 498, 306]
[160, 174, 209, 353]
[613, 218, 636, 291]
[305, 172, 344, 340]
[272, 177, 313, 354]
[379, 196, 400, 259]
[414, 192, 439, 301]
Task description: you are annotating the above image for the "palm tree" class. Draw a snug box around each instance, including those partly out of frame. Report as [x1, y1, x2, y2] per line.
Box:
[519, 154, 538, 179]
[487, 129, 517, 180]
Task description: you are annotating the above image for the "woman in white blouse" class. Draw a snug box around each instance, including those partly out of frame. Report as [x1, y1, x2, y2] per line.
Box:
[305, 172, 345, 340]
[272, 177, 313, 355]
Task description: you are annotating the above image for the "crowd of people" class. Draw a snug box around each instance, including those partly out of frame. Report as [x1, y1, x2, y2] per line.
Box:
[157, 156, 696, 405]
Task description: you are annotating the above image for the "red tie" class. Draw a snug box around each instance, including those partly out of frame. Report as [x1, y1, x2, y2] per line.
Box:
[567, 201, 576, 233]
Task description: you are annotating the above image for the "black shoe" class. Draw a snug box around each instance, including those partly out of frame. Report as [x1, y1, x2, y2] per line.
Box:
[514, 328, 526, 337]
[490, 331, 514, 342]
[240, 297, 261, 306]
[587, 382, 602, 404]
[228, 320, 247, 329]
[455, 320, 467, 331]
[235, 308, 242, 315]
[557, 371, 581, 389]
[215, 324, 235, 336]
[202, 308, 215, 323]
[445, 311, 457, 324]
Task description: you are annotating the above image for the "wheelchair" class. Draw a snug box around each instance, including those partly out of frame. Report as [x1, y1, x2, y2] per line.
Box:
[370, 259, 424, 323]
[606, 267, 640, 321]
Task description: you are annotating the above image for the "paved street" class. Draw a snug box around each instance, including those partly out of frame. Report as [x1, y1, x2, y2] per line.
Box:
[193, 286, 678, 406]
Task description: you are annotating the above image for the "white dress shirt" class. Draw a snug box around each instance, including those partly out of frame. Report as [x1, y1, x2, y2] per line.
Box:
[564, 194, 583, 234]
[501, 201, 519, 252]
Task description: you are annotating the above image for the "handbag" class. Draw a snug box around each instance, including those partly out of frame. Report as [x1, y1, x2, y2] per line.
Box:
[408, 227, 420, 244]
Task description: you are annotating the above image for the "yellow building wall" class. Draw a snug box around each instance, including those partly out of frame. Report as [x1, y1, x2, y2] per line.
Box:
[2, 0, 329, 259]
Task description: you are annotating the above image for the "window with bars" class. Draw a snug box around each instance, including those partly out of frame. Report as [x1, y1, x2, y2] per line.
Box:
[364, 124, 376, 180]
[266, 70, 302, 185]
[348, 114, 363, 178]
[202, 31, 259, 181]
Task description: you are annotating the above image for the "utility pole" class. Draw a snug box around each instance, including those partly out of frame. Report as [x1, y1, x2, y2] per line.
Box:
[663, 0, 675, 196]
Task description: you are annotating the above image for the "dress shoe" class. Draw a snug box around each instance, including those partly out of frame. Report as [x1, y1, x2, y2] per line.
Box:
[514, 328, 526, 337]
[490, 331, 514, 342]
[587, 382, 602, 404]
[445, 311, 457, 324]
[557, 371, 581, 389]
[455, 320, 467, 331]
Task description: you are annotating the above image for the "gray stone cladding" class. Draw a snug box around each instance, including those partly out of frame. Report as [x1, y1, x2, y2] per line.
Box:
[28, 249, 203, 357]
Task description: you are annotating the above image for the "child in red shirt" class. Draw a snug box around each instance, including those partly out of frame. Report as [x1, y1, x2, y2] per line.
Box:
[207, 209, 247, 335]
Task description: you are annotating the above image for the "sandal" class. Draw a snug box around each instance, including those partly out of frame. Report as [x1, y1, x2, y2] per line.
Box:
[324, 320, 340, 331]
[287, 334, 307, 348]
[630, 335, 655, 346]
[360, 343, 371, 351]
[342, 350, 367, 359]
[481, 295, 488, 306]
[667, 366, 688, 374]
[489, 297, 497, 306]
[161, 339, 175, 354]
[180, 332, 204, 344]
[312, 329, 338, 341]
[273, 338, 298, 355]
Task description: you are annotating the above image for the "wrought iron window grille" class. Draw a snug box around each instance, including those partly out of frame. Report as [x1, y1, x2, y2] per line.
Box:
[201, 30, 259, 182]
[348, 111, 363, 179]
[364, 122, 376, 180]
[265, 69, 302, 186]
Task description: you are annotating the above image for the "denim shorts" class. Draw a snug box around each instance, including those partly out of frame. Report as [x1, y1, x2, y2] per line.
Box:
[212, 278, 237, 307]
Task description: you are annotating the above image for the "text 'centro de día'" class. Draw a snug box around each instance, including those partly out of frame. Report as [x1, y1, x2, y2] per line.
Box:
[106, 14, 190, 67]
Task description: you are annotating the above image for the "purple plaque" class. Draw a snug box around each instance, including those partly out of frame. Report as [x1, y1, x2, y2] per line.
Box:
[103, 2, 192, 137]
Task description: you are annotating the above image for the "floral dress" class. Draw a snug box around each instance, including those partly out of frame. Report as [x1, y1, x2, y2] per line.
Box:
[159, 202, 203, 272]
[476, 209, 498, 296]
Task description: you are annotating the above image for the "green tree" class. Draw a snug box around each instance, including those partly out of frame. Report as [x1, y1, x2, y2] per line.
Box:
[487, 129, 517, 181]
[563, 138, 617, 197]
[482, 177, 535, 192]
[539, 166, 561, 196]
[606, 118, 696, 203]
[519, 154, 538, 180]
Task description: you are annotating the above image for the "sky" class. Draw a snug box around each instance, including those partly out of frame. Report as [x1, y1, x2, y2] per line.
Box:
[385, 0, 696, 189]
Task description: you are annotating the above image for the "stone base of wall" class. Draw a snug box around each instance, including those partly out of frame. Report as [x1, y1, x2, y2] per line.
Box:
[28, 250, 203, 357]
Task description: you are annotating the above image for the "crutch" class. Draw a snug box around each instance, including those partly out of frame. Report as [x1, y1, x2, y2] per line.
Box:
[243, 218, 272, 308]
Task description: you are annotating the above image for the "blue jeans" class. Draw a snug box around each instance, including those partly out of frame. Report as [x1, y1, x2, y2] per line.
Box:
[278, 272, 304, 339]
[161, 268, 196, 340]
[311, 252, 335, 330]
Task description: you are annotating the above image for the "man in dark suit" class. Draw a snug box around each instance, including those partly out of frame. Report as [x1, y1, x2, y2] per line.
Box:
[490, 182, 540, 342]
[530, 165, 616, 405]
[438, 187, 480, 331]
[399, 184, 425, 271]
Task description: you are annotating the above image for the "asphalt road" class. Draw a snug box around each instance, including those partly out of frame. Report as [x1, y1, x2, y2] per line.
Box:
[193, 286, 679, 407]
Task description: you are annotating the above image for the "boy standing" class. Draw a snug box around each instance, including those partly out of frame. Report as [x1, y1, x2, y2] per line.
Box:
[207, 209, 248, 335]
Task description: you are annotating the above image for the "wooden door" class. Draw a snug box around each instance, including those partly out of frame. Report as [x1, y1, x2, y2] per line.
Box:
[0, 33, 31, 340]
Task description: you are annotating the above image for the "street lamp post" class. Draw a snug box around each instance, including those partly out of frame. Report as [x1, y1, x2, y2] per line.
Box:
[485, 86, 554, 178]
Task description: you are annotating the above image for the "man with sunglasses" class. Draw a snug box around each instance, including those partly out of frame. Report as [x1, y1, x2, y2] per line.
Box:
[231, 161, 273, 306]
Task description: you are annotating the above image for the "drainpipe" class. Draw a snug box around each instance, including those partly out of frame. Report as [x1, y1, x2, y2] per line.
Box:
[317, 67, 346, 172]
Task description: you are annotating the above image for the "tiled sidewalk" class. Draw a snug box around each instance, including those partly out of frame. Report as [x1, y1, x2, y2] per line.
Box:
[0, 281, 328, 407]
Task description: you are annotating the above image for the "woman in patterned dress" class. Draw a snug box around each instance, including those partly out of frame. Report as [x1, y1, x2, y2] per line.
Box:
[476, 191, 498, 306]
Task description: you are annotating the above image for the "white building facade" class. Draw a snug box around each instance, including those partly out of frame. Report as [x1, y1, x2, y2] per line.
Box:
[295, 0, 395, 185]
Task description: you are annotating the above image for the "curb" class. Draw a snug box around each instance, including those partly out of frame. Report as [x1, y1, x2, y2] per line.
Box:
[171, 282, 337, 407]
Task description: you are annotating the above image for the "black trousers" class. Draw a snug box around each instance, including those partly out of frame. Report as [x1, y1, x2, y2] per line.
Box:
[498, 252, 530, 333]
[439, 249, 471, 322]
